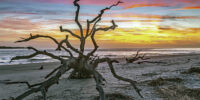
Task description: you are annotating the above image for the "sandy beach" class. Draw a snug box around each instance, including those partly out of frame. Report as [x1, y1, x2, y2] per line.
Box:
[0, 54, 200, 100]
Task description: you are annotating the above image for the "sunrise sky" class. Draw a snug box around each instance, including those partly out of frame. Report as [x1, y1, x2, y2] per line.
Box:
[0, 0, 200, 48]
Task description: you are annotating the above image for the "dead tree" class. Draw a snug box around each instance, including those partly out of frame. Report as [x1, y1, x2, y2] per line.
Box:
[9, 0, 143, 99]
[126, 50, 150, 63]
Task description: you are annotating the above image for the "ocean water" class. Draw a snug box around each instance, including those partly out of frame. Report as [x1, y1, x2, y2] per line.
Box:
[0, 48, 200, 65]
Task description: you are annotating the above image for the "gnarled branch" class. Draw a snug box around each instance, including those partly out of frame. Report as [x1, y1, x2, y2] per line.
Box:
[16, 34, 73, 56]
[95, 20, 118, 32]
[3, 81, 45, 89]
[93, 70, 106, 100]
[4, 81, 31, 88]
[93, 58, 143, 98]
[106, 58, 143, 98]
[45, 65, 61, 79]
[84, 1, 122, 55]
[87, 20, 118, 57]
[73, 0, 83, 38]
[85, 1, 121, 38]
[45, 65, 71, 79]
[73, 0, 86, 53]
[56, 38, 73, 57]
[15, 34, 58, 44]
[85, 18, 101, 39]
[11, 47, 64, 63]
[13, 59, 73, 100]
[89, 1, 123, 23]
[60, 26, 81, 39]
[63, 35, 83, 55]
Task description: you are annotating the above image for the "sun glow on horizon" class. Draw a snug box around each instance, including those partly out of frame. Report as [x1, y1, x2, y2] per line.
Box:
[0, 0, 200, 48]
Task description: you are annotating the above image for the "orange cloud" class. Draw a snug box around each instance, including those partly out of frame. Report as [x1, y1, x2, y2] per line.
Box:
[124, 3, 169, 9]
[174, 6, 200, 10]
[103, 13, 200, 20]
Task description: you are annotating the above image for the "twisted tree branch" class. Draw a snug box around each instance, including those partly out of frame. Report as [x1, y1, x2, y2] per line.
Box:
[93, 70, 106, 100]
[13, 59, 74, 100]
[73, 0, 86, 53]
[73, 0, 83, 38]
[87, 20, 118, 57]
[15, 34, 58, 44]
[11, 47, 64, 63]
[89, 1, 123, 23]
[95, 20, 118, 32]
[84, 1, 122, 55]
[16, 34, 73, 56]
[60, 26, 80, 39]
[93, 58, 143, 98]
[4, 81, 31, 88]
[63, 35, 83, 55]
[106, 59, 143, 98]
[45, 65, 61, 79]
[85, 0, 121, 38]
[45, 65, 71, 79]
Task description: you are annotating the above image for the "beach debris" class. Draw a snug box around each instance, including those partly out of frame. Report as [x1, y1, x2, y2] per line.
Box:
[181, 67, 200, 74]
[148, 77, 183, 86]
[1, 80, 44, 89]
[126, 50, 150, 63]
[141, 72, 158, 76]
[8, 0, 143, 100]
[94, 93, 134, 100]
[137, 61, 167, 64]
[156, 85, 200, 100]
[148, 78, 165, 86]
[39, 65, 44, 70]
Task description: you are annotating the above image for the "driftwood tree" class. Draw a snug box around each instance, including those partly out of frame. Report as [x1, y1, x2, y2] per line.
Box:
[9, 0, 143, 99]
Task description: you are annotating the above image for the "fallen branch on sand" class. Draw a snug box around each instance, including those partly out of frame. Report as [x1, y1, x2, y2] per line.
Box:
[137, 61, 167, 64]
[126, 50, 150, 63]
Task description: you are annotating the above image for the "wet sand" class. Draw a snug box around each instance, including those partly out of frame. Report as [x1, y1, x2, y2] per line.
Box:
[0, 54, 200, 100]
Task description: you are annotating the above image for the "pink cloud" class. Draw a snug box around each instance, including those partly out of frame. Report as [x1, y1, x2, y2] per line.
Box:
[32, 0, 71, 4]
[176, 0, 199, 4]
[0, 18, 40, 30]
[22, 0, 198, 9]
[32, 0, 120, 5]
[123, 3, 170, 9]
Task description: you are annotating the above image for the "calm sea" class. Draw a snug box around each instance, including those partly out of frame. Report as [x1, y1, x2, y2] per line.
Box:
[0, 48, 200, 65]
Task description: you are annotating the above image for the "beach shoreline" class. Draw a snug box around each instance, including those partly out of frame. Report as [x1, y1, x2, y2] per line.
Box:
[0, 54, 200, 100]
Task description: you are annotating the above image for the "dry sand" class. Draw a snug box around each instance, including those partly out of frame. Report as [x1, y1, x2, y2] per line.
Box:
[0, 54, 200, 100]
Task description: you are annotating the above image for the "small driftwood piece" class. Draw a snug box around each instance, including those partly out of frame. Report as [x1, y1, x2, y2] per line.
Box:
[126, 50, 150, 63]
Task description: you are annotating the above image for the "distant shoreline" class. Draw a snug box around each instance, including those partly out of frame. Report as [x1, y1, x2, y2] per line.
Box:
[0, 46, 26, 49]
